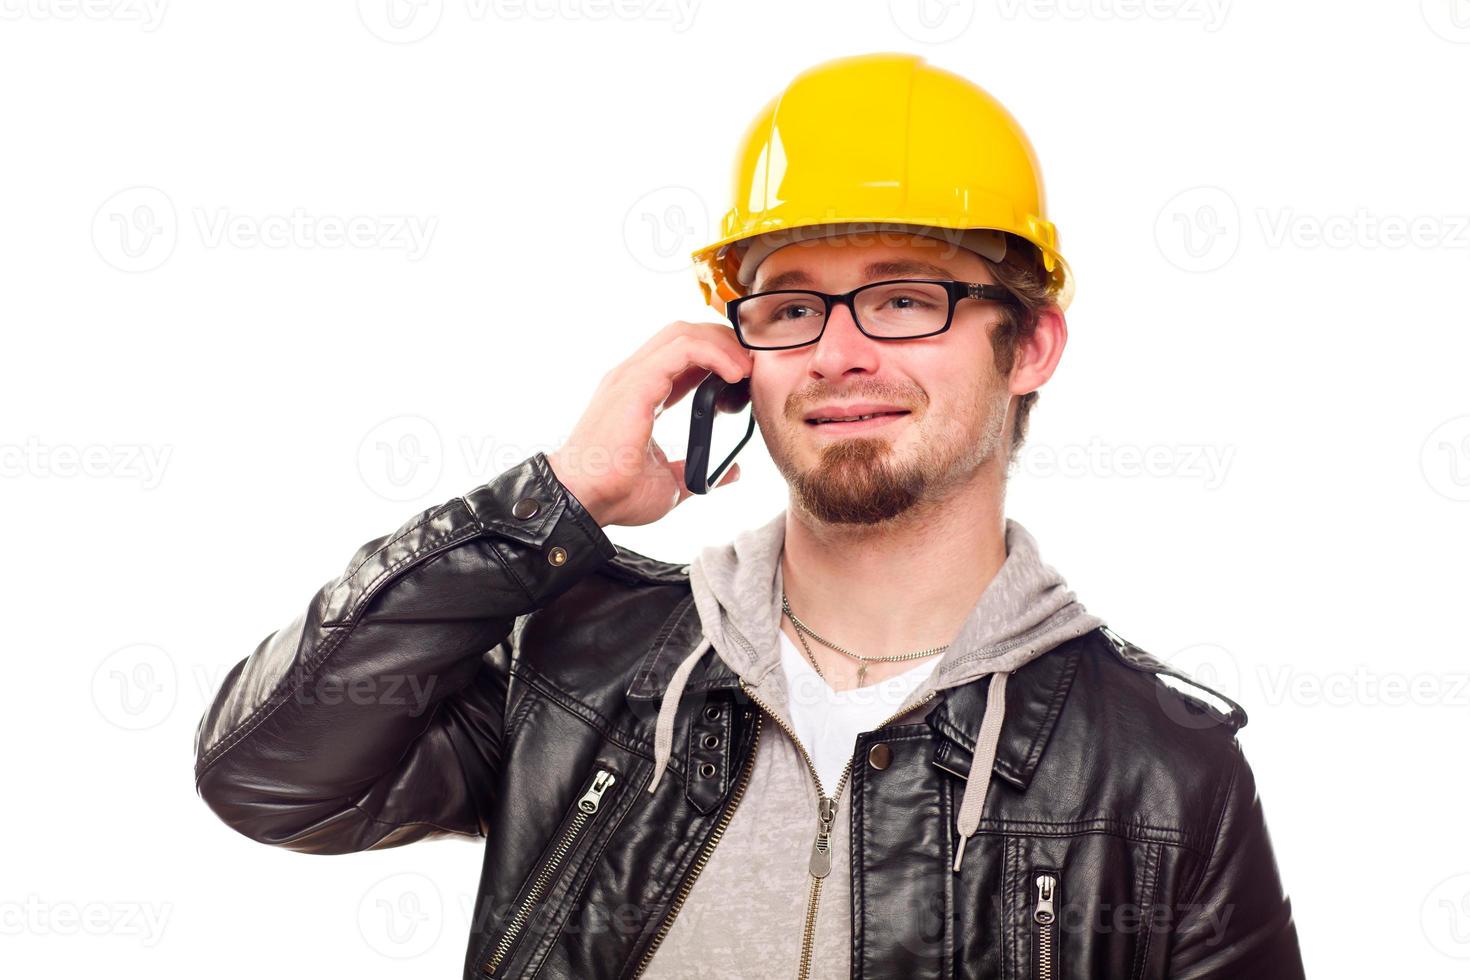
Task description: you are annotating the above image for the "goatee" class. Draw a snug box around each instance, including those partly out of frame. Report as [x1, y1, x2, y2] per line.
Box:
[788, 436, 933, 525]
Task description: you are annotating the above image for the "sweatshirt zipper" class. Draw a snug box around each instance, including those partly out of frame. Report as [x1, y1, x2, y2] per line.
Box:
[738, 677, 938, 980]
[479, 766, 618, 976]
[632, 711, 763, 978]
[1034, 872, 1057, 980]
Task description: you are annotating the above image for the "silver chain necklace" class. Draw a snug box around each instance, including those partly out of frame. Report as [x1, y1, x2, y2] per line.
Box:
[781, 589, 948, 687]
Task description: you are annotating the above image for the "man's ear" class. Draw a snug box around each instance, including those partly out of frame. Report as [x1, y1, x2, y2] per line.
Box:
[1009, 305, 1067, 397]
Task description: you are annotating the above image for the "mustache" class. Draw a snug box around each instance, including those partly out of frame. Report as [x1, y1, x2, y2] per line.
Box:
[786, 385, 927, 418]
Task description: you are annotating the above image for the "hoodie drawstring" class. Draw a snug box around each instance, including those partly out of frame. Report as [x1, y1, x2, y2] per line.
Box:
[646, 636, 712, 794]
[952, 671, 1010, 873]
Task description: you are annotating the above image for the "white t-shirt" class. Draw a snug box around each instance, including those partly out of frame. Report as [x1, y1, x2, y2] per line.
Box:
[777, 628, 942, 798]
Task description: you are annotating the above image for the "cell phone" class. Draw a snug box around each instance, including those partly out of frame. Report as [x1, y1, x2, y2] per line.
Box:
[684, 372, 755, 495]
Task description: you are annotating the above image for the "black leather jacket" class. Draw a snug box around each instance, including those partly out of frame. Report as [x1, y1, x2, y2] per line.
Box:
[194, 451, 1305, 979]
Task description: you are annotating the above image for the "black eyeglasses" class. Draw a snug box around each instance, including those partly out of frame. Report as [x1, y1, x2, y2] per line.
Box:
[727, 278, 1021, 351]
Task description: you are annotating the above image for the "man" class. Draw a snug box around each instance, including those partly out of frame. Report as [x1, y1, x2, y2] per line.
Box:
[194, 53, 1304, 978]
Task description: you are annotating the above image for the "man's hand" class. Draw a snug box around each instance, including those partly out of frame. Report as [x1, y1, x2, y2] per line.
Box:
[547, 321, 753, 528]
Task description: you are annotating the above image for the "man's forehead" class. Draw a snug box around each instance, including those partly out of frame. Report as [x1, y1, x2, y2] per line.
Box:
[753, 258, 960, 293]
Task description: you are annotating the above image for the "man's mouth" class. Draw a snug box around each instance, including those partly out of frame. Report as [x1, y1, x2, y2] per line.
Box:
[804, 411, 910, 429]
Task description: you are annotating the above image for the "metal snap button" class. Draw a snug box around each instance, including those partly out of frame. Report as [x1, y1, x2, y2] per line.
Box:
[698, 762, 717, 778]
[701, 733, 719, 749]
[512, 497, 540, 519]
[703, 705, 721, 721]
[547, 546, 567, 566]
[867, 742, 892, 771]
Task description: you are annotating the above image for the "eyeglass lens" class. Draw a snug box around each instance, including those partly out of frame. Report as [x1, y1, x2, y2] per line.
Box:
[737, 281, 952, 347]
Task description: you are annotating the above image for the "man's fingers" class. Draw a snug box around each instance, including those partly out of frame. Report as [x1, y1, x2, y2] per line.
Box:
[631, 320, 743, 362]
[642, 337, 750, 410]
[667, 458, 694, 508]
[660, 363, 716, 415]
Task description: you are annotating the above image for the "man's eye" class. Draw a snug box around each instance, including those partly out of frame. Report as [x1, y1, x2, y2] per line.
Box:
[885, 294, 939, 311]
[775, 303, 820, 320]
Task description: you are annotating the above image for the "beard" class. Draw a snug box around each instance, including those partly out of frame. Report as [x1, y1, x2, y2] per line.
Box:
[762, 375, 1012, 527]
[787, 434, 931, 524]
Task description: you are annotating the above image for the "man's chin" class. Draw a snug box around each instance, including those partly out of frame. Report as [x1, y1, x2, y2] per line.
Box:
[790, 455, 923, 526]
[804, 426, 902, 458]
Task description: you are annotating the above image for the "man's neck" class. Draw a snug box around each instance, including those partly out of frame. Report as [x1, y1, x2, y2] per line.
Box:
[778, 471, 1009, 690]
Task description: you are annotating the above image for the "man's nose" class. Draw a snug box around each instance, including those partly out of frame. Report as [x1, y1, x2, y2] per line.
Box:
[805, 300, 881, 378]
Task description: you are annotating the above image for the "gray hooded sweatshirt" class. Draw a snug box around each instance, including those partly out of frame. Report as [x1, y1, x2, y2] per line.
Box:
[638, 510, 1105, 980]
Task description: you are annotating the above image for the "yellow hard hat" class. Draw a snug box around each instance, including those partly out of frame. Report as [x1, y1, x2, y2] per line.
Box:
[691, 52, 1074, 314]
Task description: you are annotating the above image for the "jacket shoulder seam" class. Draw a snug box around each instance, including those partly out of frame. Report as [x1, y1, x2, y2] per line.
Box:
[1096, 626, 1248, 732]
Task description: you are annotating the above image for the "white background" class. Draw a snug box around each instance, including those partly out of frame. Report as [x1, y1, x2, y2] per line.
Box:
[3, 1, 1467, 976]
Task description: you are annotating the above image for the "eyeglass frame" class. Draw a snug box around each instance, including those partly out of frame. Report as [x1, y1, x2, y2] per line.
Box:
[725, 278, 1022, 351]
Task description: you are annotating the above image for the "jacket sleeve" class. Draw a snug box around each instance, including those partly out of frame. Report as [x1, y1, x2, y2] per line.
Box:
[193, 451, 619, 855]
[1167, 741, 1305, 979]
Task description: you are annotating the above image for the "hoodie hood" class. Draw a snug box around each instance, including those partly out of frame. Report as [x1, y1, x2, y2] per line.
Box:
[645, 510, 1105, 871]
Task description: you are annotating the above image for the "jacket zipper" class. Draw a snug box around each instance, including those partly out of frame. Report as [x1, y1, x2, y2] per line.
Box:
[738, 677, 939, 980]
[1034, 872, 1057, 980]
[632, 710, 764, 977]
[479, 766, 618, 976]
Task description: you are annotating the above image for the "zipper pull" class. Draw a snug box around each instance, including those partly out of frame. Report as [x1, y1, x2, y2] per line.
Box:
[808, 795, 836, 878]
[1033, 873, 1056, 924]
[578, 769, 616, 814]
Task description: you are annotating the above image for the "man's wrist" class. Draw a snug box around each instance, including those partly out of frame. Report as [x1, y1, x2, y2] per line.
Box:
[546, 451, 610, 528]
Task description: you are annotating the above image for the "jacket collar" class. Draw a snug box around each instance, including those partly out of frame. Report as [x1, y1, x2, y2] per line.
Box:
[927, 643, 1080, 790]
[626, 593, 1083, 791]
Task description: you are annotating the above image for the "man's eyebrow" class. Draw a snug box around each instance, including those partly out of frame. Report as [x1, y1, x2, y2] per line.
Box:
[754, 259, 959, 292]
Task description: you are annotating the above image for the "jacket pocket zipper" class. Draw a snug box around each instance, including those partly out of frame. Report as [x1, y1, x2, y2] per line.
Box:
[479, 765, 618, 976]
[1033, 871, 1058, 980]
